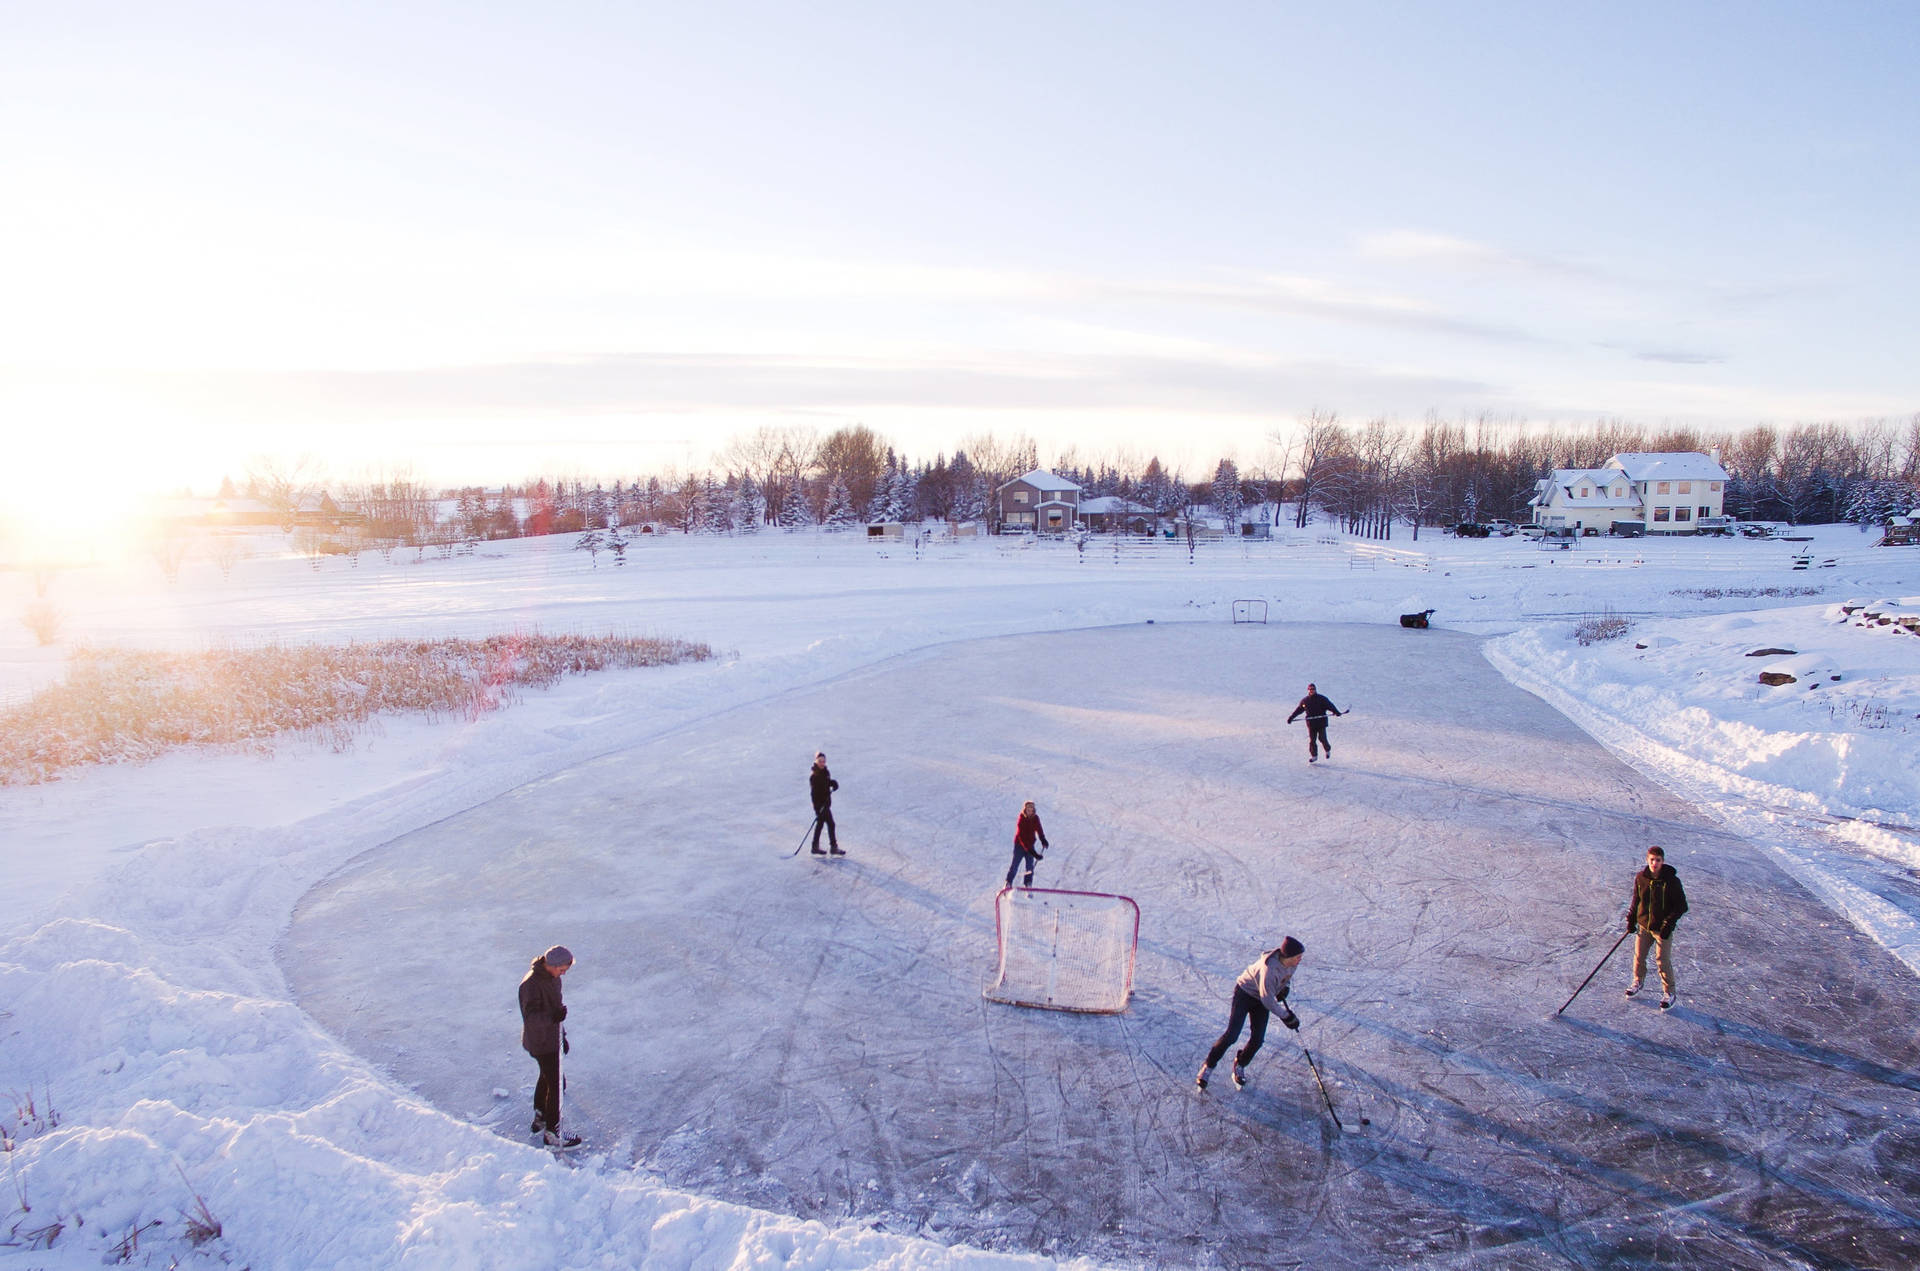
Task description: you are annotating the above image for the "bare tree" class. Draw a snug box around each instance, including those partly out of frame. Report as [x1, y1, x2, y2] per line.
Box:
[245, 455, 325, 533]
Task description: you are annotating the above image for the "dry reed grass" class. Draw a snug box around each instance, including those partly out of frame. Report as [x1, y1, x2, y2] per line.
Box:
[0, 632, 711, 785]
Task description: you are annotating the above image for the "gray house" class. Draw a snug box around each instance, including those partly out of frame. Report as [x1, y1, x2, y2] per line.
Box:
[996, 468, 1082, 532]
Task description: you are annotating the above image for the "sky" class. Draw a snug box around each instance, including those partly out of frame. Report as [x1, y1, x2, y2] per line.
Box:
[5, 1, 1918, 507]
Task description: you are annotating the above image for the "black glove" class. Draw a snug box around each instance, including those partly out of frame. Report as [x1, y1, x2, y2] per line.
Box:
[1625, 918, 1636, 934]
[562, 1031, 570, 1055]
[1281, 1010, 1299, 1031]
[1276, 984, 1289, 1002]
[830, 779, 839, 791]
[1661, 924, 1676, 939]
[555, 1004, 567, 1022]
[1040, 839, 1050, 850]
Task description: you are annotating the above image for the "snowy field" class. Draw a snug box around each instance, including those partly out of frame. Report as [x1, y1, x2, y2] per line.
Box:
[3, 525, 1919, 1269]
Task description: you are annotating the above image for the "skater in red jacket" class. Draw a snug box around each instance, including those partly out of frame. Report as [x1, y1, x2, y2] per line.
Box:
[1005, 800, 1050, 888]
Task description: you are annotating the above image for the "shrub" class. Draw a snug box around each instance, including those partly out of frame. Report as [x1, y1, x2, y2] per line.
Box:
[20, 601, 61, 647]
[1574, 612, 1632, 645]
[0, 631, 712, 785]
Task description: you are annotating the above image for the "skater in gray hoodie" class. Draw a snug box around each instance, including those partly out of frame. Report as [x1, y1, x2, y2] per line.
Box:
[1197, 936, 1304, 1090]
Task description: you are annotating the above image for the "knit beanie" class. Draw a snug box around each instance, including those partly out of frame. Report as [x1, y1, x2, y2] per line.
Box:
[1278, 936, 1305, 959]
[542, 944, 575, 969]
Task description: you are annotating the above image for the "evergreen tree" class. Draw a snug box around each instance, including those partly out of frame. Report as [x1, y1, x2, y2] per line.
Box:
[731, 474, 764, 533]
[780, 479, 817, 529]
[1211, 458, 1242, 527]
[823, 477, 858, 529]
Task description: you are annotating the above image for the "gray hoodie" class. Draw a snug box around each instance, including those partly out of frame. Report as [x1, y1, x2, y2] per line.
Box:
[1234, 950, 1297, 1013]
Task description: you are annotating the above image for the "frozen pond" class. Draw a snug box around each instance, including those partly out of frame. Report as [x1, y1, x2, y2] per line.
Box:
[287, 623, 1920, 1268]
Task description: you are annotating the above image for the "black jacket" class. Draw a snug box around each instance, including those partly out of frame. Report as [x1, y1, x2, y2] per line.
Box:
[1627, 864, 1689, 937]
[1287, 692, 1342, 723]
[518, 962, 567, 1057]
[810, 764, 839, 812]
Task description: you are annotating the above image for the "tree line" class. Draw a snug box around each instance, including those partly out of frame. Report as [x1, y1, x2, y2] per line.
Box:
[248, 414, 1920, 550]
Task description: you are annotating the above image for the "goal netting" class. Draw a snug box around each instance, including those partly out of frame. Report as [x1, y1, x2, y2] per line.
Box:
[1232, 599, 1268, 624]
[984, 886, 1139, 1013]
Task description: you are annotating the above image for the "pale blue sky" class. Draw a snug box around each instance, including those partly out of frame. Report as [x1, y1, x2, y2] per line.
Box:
[5, 1, 1916, 497]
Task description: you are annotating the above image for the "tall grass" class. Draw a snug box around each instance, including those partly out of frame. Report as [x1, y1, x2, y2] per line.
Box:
[0, 632, 711, 785]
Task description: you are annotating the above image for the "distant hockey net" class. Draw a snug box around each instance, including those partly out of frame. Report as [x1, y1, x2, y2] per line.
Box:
[1232, 599, 1268, 624]
[984, 887, 1139, 1014]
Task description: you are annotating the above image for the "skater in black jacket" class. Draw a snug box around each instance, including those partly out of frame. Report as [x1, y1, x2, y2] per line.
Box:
[809, 751, 844, 855]
[1625, 845, 1689, 1009]
[1286, 683, 1344, 762]
[518, 944, 581, 1148]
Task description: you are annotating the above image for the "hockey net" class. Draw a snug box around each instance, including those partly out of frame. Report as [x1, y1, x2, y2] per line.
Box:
[984, 886, 1139, 1013]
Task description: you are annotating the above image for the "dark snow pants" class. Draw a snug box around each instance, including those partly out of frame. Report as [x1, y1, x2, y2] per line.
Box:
[1205, 987, 1270, 1069]
[1306, 718, 1331, 758]
[811, 807, 838, 851]
[532, 1050, 561, 1129]
[1006, 845, 1041, 888]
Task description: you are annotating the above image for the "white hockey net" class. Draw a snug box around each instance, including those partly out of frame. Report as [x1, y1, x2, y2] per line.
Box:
[984, 887, 1139, 1014]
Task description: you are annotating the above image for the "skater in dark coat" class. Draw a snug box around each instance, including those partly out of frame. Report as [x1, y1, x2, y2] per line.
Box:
[1624, 845, 1689, 1009]
[1286, 683, 1343, 762]
[1004, 799, 1050, 888]
[518, 944, 581, 1148]
[809, 751, 844, 855]
[1198, 937, 1304, 1089]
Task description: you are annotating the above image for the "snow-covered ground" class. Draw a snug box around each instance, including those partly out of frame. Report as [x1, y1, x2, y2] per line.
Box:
[3, 525, 1917, 1269]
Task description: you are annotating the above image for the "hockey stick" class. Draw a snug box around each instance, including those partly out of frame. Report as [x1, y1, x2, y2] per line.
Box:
[1299, 1040, 1346, 1132]
[786, 815, 823, 858]
[1555, 929, 1633, 1016]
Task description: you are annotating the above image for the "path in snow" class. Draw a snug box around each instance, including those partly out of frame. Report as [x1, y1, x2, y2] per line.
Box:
[285, 623, 1920, 1269]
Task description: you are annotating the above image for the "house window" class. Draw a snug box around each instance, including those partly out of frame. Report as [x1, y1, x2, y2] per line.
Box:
[1678, 481, 1692, 494]
[1047, 510, 1064, 527]
[1579, 486, 1590, 498]
[1653, 508, 1671, 522]
[1014, 490, 1030, 505]
[1698, 506, 1711, 520]
[1007, 511, 1035, 525]
[1614, 485, 1625, 497]
[1657, 481, 1670, 495]
[1711, 481, 1722, 492]
[1675, 506, 1691, 521]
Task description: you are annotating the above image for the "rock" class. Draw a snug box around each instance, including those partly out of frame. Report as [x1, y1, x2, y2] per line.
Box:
[1758, 671, 1798, 686]
[1745, 647, 1797, 657]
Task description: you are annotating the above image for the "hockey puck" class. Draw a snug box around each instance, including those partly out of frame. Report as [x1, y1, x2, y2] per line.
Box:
[1360, 1117, 1371, 1125]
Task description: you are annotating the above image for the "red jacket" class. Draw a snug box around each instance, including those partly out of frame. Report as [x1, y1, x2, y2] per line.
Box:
[1014, 810, 1047, 850]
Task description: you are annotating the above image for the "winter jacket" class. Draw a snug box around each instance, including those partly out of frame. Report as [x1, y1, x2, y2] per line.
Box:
[1287, 693, 1342, 724]
[1014, 810, 1048, 851]
[1234, 949, 1298, 1014]
[519, 961, 568, 1057]
[1626, 865, 1689, 937]
[810, 765, 839, 812]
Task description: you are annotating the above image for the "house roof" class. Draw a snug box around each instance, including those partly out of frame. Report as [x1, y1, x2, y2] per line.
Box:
[1002, 468, 1082, 493]
[1606, 452, 1730, 483]
[1080, 496, 1155, 514]
[1534, 468, 1639, 509]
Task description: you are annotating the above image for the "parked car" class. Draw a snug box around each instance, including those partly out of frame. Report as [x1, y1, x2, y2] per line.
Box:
[1484, 519, 1517, 536]
[1609, 520, 1646, 538]
[1453, 522, 1490, 538]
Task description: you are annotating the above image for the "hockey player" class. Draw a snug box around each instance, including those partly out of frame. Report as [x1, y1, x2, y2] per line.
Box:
[1004, 799, 1050, 888]
[1625, 845, 1689, 1009]
[809, 751, 844, 856]
[1198, 936, 1304, 1090]
[1286, 683, 1343, 762]
[519, 944, 581, 1148]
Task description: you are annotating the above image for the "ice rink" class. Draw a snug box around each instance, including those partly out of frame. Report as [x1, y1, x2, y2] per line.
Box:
[286, 621, 1920, 1269]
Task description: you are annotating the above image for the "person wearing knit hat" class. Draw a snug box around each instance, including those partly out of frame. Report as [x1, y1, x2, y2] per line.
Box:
[1197, 937, 1305, 1091]
[519, 944, 580, 1148]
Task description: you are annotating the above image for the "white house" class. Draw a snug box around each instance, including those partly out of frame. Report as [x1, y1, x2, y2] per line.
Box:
[1531, 451, 1730, 535]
